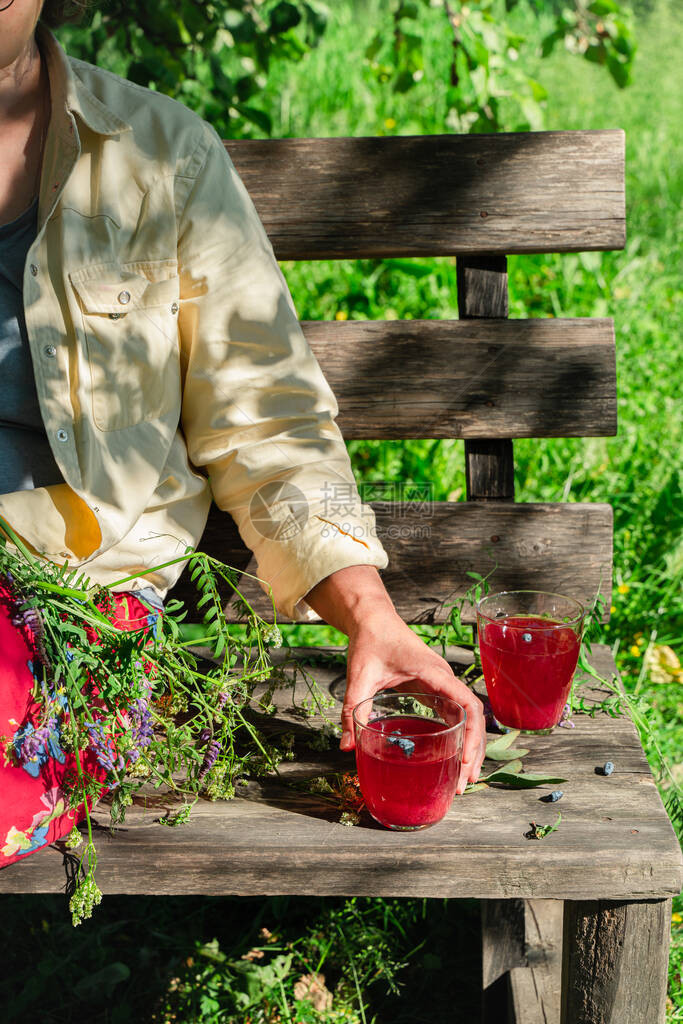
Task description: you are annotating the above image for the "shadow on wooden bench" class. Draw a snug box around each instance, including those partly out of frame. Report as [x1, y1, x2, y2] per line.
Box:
[2, 129, 681, 1024]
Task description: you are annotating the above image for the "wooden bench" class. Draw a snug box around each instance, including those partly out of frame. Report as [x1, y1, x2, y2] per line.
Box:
[1, 130, 681, 1023]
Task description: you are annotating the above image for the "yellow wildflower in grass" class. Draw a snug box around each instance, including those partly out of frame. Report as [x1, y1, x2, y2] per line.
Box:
[610, 605, 616, 614]
[618, 583, 630, 595]
[672, 912, 682, 925]
[630, 645, 641, 657]
[644, 644, 682, 685]
[334, 310, 348, 321]
[384, 117, 397, 129]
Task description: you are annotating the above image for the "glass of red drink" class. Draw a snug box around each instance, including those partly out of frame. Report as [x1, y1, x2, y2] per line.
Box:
[477, 590, 585, 735]
[352, 692, 466, 831]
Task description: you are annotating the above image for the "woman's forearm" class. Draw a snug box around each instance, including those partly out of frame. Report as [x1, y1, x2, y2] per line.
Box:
[303, 564, 399, 637]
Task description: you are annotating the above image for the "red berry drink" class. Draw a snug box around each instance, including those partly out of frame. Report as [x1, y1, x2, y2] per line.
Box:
[355, 715, 462, 830]
[479, 614, 581, 732]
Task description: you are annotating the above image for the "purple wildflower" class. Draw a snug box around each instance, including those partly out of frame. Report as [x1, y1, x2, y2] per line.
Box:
[21, 726, 51, 763]
[198, 739, 221, 781]
[558, 702, 575, 729]
[85, 721, 125, 774]
[124, 697, 154, 765]
[11, 605, 49, 665]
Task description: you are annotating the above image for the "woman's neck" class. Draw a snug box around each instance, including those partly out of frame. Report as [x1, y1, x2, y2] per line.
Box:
[0, 34, 50, 226]
[0, 35, 42, 127]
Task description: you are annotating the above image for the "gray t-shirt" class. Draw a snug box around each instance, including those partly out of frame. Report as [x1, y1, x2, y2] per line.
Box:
[0, 196, 63, 492]
[0, 198, 163, 614]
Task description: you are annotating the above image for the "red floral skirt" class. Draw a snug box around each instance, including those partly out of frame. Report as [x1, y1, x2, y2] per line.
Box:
[0, 585, 160, 868]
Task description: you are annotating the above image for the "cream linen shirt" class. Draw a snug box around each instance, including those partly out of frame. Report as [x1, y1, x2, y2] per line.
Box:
[0, 24, 389, 622]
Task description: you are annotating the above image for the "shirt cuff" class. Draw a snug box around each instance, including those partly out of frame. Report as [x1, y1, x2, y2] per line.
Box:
[248, 501, 389, 623]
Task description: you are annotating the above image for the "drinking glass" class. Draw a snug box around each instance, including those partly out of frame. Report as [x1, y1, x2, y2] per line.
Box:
[352, 692, 466, 831]
[477, 590, 585, 735]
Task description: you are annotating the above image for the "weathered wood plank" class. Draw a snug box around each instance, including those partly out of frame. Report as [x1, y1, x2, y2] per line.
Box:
[466, 440, 515, 499]
[1, 647, 680, 900]
[301, 317, 617, 440]
[482, 899, 526, 988]
[561, 898, 671, 1024]
[457, 254, 509, 318]
[178, 502, 614, 624]
[458, 252, 516, 503]
[509, 900, 563, 1024]
[225, 131, 626, 258]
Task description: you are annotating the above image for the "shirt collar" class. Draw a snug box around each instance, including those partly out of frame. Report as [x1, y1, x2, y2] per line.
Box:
[36, 22, 132, 137]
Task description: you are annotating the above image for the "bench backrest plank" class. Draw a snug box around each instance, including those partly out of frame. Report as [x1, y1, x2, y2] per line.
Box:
[302, 317, 617, 439]
[226, 130, 625, 258]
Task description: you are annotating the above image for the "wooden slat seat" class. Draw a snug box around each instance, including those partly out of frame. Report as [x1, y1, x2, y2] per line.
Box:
[2, 647, 677, 904]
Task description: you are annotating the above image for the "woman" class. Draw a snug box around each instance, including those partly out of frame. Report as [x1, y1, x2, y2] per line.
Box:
[0, 0, 485, 864]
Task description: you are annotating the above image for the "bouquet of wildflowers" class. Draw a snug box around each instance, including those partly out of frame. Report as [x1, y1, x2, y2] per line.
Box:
[0, 516, 326, 925]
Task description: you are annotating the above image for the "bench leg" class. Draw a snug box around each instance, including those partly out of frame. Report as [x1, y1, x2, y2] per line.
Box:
[481, 899, 526, 1023]
[560, 898, 671, 1024]
[509, 900, 563, 1024]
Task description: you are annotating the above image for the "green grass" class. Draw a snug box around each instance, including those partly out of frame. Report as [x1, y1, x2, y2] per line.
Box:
[5, 1, 682, 1019]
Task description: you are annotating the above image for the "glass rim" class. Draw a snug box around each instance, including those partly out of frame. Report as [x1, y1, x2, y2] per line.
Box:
[351, 692, 467, 738]
[476, 589, 585, 629]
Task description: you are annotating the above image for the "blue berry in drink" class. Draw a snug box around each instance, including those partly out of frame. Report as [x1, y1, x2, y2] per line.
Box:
[387, 732, 415, 758]
[540, 790, 563, 802]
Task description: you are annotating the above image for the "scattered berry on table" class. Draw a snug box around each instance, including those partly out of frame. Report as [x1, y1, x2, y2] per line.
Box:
[540, 790, 563, 802]
[596, 761, 615, 776]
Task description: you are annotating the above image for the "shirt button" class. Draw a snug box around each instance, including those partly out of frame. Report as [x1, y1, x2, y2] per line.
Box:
[171, 302, 179, 314]
[109, 312, 122, 320]
[44, 345, 57, 358]
[56, 429, 69, 442]
[118, 290, 131, 305]
[30, 264, 39, 277]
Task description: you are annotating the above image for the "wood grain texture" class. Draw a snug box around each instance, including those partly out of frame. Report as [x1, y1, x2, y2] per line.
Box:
[1, 646, 680, 900]
[458, 252, 516, 502]
[301, 317, 617, 440]
[482, 899, 526, 988]
[561, 898, 671, 1024]
[174, 501, 614, 624]
[225, 131, 626, 258]
[466, 439, 515, 501]
[509, 900, 563, 1024]
[457, 254, 509, 318]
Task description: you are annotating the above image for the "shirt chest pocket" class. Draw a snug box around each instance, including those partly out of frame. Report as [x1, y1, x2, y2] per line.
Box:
[69, 263, 181, 432]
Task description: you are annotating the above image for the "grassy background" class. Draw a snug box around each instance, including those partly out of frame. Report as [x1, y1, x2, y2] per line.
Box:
[3, 0, 681, 1019]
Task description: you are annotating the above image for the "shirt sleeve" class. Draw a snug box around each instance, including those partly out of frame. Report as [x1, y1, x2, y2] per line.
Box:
[175, 125, 389, 623]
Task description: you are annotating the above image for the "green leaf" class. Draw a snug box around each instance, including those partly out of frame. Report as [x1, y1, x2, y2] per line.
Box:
[485, 730, 520, 758]
[490, 771, 567, 789]
[483, 759, 524, 781]
[393, 69, 416, 93]
[606, 52, 631, 88]
[269, 1, 302, 34]
[487, 745, 530, 762]
[587, 0, 619, 14]
[463, 782, 489, 793]
[234, 103, 272, 135]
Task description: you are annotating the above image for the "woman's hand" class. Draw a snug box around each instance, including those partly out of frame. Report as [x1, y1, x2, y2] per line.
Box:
[340, 610, 486, 795]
